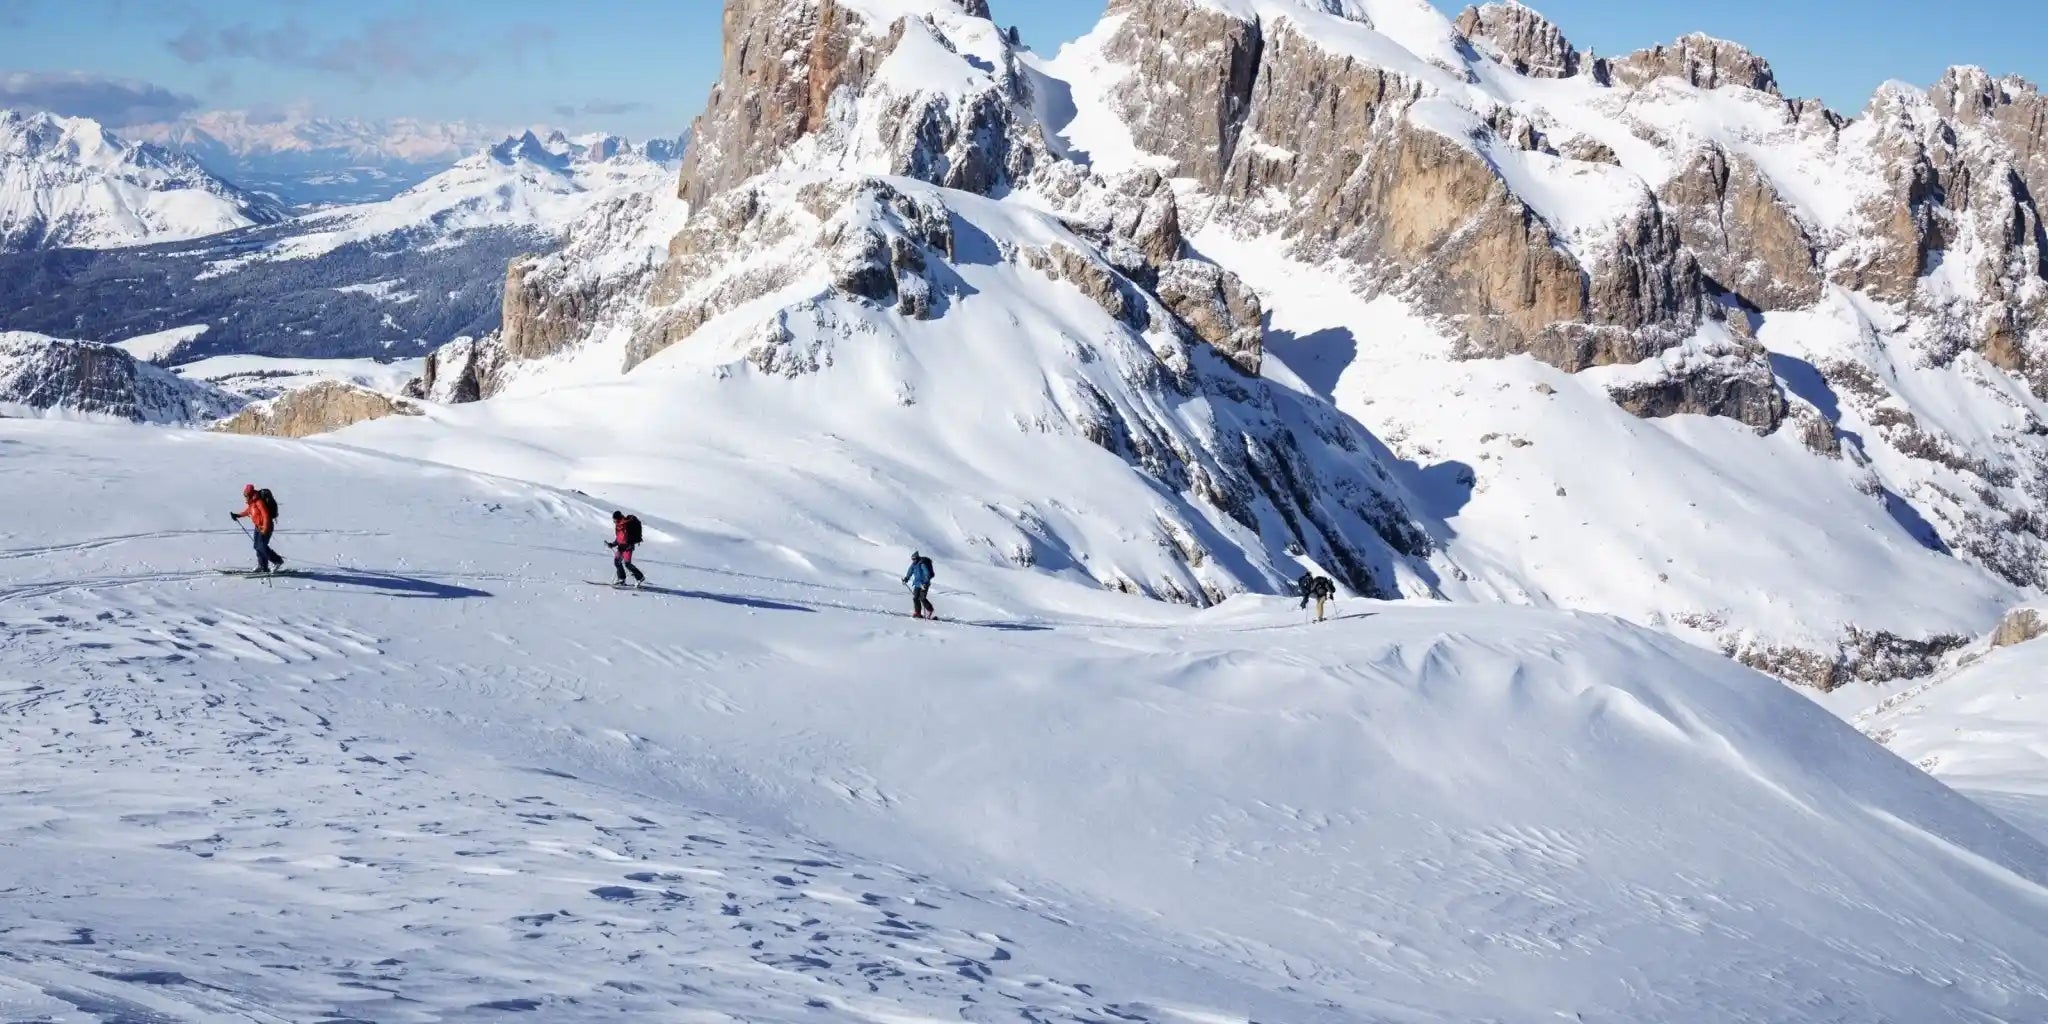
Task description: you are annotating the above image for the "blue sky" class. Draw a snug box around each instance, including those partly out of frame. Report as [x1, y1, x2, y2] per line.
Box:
[0, 0, 2040, 140]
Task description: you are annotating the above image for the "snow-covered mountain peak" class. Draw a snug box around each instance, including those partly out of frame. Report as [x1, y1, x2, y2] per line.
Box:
[487, 129, 577, 173]
[0, 109, 284, 250]
[1454, 1, 1581, 78]
[3, 110, 112, 160]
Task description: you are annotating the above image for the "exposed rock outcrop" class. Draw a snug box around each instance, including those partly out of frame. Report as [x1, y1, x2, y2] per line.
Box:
[1608, 34, 1781, 95]
[1032, 165, 1264, 373]
[1993, 606, 2047, 648]
[405, 335, 508, 404]
[678, 0, 876, 206]
[1104, 2, 1708, 374]
[1931, 68, 2048, 208]
[1658, 144, 1823, 309]
[1154, 259, 1264, 375]
[1734, 629, 1971, 691]
[212, 381, 421, 439]
[1100, 0, 1264, 185]
[1605, 340, 1788, 432]
[1454, 3, 1581, 79]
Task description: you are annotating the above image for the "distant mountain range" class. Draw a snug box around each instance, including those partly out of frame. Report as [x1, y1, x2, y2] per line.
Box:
[0, 120, 685, 363]
[120, 110, 688, 208]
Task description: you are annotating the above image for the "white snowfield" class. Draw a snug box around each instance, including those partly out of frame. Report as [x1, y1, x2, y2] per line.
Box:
[1862, 627, 2048, 843]
[6, 419, 2048, 1022]
[172, 354, 426, 402]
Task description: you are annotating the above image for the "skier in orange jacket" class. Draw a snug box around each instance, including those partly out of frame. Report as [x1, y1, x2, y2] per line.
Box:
[230, 484, 285, 573]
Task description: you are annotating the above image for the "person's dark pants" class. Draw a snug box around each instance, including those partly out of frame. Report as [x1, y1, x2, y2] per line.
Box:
[911, 585, 934, 618]
[614, 545, 645, 583]
[252, 527, 281, 571]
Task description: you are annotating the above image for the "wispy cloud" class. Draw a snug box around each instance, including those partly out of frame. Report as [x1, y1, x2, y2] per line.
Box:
[165, 16, 558, 85]
[553, 99, 650, 118]
[0, 70, 200, 125]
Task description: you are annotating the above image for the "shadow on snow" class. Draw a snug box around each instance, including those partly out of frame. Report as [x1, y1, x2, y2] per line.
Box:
[286, 569, 494, 600]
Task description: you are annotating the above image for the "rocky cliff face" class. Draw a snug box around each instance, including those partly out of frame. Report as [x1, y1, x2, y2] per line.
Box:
[1102, 0, 1709, 377]
[1840, 74, 2048, 396]
[406, 335, 505, 405]
[0, 332, 239, 423]
[1658, 145, 1823, 310]
[213, 381, 421, 439]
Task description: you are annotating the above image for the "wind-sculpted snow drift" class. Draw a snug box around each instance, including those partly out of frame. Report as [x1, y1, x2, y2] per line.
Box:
[397, 0, 2048, 687]
[7, 420, 2048, 1022]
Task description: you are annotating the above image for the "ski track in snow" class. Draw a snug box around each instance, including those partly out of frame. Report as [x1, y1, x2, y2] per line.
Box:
[7, 421, 2048, 1023]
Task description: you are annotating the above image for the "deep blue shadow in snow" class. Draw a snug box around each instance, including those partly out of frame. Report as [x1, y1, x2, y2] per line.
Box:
[1769, 352, 1841, 423]
[1263, 322, 1359, 400]
[952, 620, 1052, 632]
[288, 570, 493, 600]
[1768, 352, 1949, 553]
[643, 586, 815, 613]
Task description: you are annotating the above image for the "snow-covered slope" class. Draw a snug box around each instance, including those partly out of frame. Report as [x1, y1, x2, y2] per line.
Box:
[1861, 614, 2048, 841]
[6, 418, 2048, 1021]
[0, 110, 283, 250]
[0, 331, 239, 422]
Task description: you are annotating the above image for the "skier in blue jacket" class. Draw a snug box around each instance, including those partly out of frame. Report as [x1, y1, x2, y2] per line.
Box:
[903, 551, 936, 619]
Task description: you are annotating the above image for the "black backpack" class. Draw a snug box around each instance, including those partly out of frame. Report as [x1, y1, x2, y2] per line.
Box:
[1314, 576, 1335, 599]
[623, 515, 643, 546]
[919, 555, 935, 581]
[257, 488, 279, 521]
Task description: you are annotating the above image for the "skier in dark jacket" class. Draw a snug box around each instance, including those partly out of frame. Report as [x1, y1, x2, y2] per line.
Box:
[606, 511, 646, 587]
[1298, 571, 1336, 622]
[230, 484, 284, 573]
[903, 551, 936, 619]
